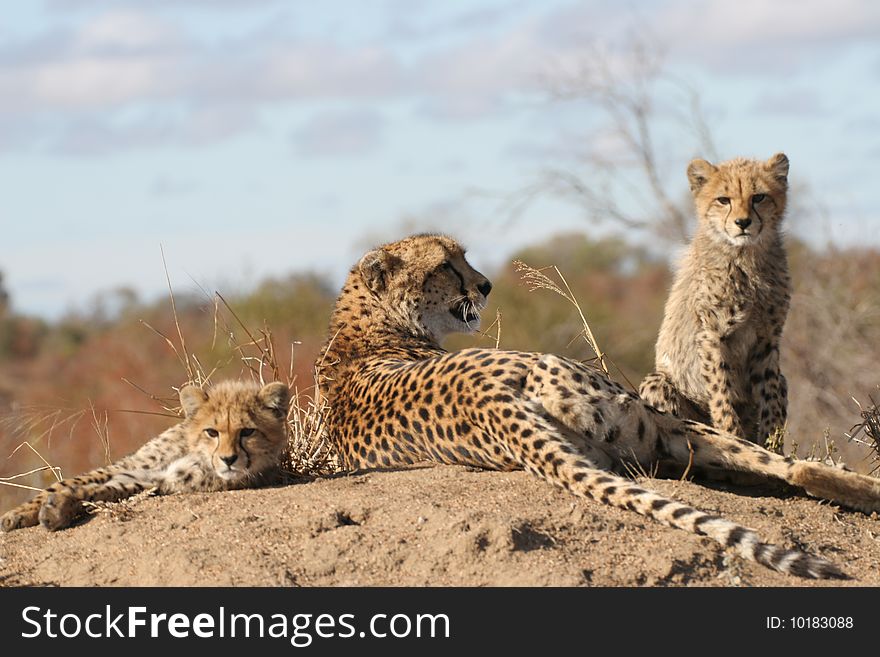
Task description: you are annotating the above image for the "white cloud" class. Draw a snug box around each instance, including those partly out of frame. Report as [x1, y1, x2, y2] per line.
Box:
[0, 10, 184, 112]
[31, 55, 177, 109]
[41, 105, 258, 155]
[73, 9, 181, 52]
[659, 0, 880, 47]
[652, 0, 880, 72]
[2, 0, 878, 155]
[254, 43, 405, 100]
[0, 11, 408, 116]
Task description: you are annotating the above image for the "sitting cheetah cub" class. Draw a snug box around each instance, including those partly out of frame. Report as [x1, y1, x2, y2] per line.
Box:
[1, 380, 289, 532]
[641, 153, 791, 445]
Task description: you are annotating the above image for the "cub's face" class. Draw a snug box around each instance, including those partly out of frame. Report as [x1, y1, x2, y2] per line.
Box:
[688, 153, 789, 247]
[357, 234, 492, 341]
[179, 381, 289, 482]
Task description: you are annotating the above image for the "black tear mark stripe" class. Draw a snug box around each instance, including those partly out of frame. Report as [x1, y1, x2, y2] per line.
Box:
[447, 263, 468, 298]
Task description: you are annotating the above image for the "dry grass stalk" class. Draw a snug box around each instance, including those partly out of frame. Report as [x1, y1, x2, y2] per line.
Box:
[215, 292, 280, 384]
[513, 259, 638, 392]
[846, 393, 880, 475]
[621, 452, 659, 482]
[764, 426, 787, 455]
[161, 244, 195, 382]
[83, 489, 156, 522]
[2, 406, 88, 451]
[283, 382, 338, 478]
[207, 291, 340, 476]
[0, 442, 63, 492]
[475, 308, 503, 349]
[680, 439, 694, 481]
[1, 407, 80, 493]
[514, 260, 607, 371]
[88, 401, 112, 466]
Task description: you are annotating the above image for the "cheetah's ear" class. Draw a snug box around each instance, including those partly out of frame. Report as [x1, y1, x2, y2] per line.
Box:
[765, 152, 789, 184]
[258, 382, 290, 419]
[686, 158, 717, 194]
[179, 385, 208, 419]
[358, 248, 402, 294]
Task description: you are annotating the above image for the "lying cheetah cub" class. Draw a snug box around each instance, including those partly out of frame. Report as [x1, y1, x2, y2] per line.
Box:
[641, 153, 791, 444]
[1, 380, 289, 532]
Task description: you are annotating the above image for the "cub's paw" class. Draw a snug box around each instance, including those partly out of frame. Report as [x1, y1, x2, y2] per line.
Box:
[1, 500, 42, 532]
[2, 509, 36, 532]
[38, 492, 81, 531]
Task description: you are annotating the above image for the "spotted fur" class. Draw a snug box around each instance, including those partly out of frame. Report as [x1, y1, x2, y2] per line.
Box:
[641, 154, 791, 444]
[318, 233, 880, 579]
[1, 380, 289, 532]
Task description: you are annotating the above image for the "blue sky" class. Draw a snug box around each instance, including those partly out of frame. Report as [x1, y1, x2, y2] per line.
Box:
[2, 0, 879, 318]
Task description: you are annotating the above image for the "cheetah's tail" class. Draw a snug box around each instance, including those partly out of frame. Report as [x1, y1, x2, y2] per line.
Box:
[527, 455, 847, 580]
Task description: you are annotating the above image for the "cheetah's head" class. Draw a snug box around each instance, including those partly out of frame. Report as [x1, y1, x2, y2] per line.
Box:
[688, 153, 789, 247]
[357, 233, 492, 342]
[179, 380, 290, 482]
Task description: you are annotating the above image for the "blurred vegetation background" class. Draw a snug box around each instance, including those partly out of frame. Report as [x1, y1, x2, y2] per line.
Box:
[2, 230, 879, 512]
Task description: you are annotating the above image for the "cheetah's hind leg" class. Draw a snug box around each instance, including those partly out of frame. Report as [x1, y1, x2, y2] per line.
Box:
[659, 417, 880, 514]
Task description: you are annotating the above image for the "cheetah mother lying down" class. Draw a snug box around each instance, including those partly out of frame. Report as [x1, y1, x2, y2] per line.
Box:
[317, 233, 880, 579]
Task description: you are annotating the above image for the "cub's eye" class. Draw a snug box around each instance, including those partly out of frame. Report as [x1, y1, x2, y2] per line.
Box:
[752, 193, 767, 204]
[205, 428, 219, 438]
[441, 261, 453, 270]
[240, 428, 256, 438]
[716, 197, 731, 205]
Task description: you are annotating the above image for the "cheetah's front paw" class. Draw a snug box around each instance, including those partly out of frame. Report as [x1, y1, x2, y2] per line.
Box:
[38, 493, 81, 531]
[1, 508, 38, 532]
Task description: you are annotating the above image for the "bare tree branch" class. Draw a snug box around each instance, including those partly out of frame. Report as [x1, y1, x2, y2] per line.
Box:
[526, 34, 720, 244]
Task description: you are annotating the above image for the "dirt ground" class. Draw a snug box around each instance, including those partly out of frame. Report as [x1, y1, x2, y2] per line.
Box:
[2, 464, 879, 587]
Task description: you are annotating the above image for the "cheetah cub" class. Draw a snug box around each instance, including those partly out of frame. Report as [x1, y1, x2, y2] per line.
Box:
[641, 153, 791, 444]
[1, 380, 289, 532]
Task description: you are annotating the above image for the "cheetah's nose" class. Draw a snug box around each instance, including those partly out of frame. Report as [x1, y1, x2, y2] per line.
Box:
[477, 280, 492, 297]
[734, 217, 752, 229]
[220, 454, 238, 467]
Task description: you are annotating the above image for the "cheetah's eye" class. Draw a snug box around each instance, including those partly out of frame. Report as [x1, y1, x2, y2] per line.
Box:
[205, 428, 219, 438]
[240, 428, 256, 438]
[716, 197, 730, 205]
[752, 193, 767, 204]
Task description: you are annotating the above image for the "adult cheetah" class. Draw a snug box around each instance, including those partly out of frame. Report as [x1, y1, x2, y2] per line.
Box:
[317, 233, 880, 580]
[1, 380, 289, 532]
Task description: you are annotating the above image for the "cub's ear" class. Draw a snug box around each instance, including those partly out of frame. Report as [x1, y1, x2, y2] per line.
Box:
[687, 159, 717, 193]
[258, 382, 290, 419]
[765, 152, 789, 184]
[179, 385, 208, 419]
[358, 248, 402, 294]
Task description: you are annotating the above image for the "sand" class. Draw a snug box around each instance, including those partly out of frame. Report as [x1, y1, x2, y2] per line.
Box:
[2, 464, 879, 587]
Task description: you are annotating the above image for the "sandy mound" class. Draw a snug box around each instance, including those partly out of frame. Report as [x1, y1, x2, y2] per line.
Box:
[2, 465, 878, 587]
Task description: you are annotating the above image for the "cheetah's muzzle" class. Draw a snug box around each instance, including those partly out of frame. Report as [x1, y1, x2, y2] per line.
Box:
[450, 303, 480, 324]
